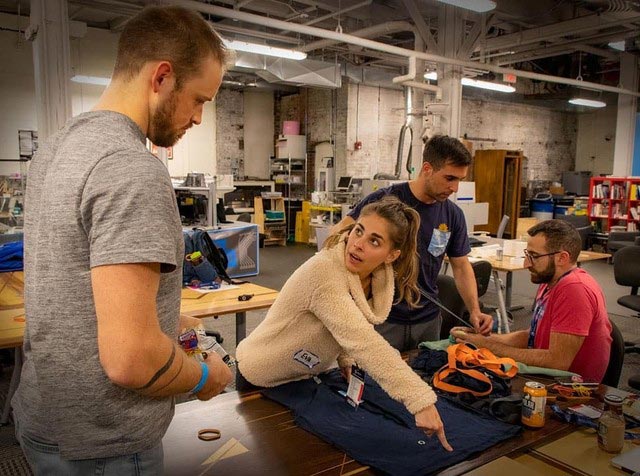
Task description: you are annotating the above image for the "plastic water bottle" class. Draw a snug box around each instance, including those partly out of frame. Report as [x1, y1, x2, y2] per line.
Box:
[195, 329, 236, 368]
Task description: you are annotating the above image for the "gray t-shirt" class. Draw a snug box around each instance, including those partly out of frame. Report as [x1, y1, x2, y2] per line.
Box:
[12, 111, 184, 459]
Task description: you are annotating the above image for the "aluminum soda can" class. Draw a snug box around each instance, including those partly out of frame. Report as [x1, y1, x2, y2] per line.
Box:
[521, 381, 547, 428]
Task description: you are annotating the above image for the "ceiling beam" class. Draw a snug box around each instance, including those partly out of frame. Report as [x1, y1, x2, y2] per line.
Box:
[457, 13, 496, 59]
[214, 22, 303, 44]
[303, 0, 371, 27]
[153, 0, 640, 97]
[576, 44, 619, 62]
[301, 21, 417, 53]
[483, 11, 640, 52]
[400, 0, 437, 52]
[496, 29, 634, 65]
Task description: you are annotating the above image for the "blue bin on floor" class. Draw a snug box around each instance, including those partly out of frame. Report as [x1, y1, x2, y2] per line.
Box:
[531, 199, 554, 220]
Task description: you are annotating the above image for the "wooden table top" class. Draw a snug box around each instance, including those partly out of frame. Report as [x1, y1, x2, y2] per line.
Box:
[163, 374, 605, 476]
[0, 272, 278, 348]
[180, 283, 278, 318]
[470, 249, 610, 273]
[0, 271, 25, 349]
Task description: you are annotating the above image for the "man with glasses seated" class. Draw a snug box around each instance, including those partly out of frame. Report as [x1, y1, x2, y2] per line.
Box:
[452, 219, 612, 383]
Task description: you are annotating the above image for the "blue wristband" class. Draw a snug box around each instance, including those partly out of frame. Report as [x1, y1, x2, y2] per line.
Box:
[190, 362, 208, 394]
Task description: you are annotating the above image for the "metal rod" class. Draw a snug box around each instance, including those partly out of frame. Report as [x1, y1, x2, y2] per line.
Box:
[418, 288, 473, 330]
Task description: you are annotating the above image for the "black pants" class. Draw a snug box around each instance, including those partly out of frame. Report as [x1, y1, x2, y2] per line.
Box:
[235, 366, 264, 393]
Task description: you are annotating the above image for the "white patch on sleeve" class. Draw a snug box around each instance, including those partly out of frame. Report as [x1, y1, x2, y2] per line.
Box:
[293, 349, 321, 369]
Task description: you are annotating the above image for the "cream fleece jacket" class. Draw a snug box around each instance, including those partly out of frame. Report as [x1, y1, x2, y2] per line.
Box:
[236, 240, 437, 415]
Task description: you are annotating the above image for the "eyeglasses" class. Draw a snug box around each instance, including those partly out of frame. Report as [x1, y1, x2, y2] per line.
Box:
[523, 249, 560, 262]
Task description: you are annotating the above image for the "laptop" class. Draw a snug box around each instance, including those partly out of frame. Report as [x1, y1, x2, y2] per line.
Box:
[336, 176, 352, 192]
[468, 236, 487, 248]
[611, 446, 640, 473]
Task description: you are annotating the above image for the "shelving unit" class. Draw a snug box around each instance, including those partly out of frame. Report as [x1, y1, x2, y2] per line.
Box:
[271, 156, 308, 199]
[588, 176, 640, 233]
[308, 204, 342, 246]
[271, 134, 308, 241]
[270, 155, 307, 240]
[254, 196, 287, 246]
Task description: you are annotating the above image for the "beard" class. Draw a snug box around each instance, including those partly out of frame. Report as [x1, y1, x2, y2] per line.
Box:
[148, 91, 184, 147]
[530, 260, 555, 284]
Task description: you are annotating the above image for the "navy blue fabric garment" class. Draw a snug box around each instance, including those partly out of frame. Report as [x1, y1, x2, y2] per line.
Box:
[410, 348, 448, 375]
[263, 370, 521, 476]
[0, 240, 23, 272]
[348, 182, 470, 324]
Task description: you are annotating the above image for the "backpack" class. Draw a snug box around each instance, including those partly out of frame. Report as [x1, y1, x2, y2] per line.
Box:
[183, 229, 247, 285]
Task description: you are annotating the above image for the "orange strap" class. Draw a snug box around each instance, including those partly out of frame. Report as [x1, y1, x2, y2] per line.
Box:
[432, 344, 518, 396]
[433, 365, 493, 397]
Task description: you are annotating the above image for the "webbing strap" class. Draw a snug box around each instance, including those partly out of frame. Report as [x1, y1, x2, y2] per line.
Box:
[433, 366, 493, 397]
[432, 344, 518, 396]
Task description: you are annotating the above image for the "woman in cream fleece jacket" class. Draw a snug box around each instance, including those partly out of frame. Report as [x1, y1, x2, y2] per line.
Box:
[236, 196, 452, 451]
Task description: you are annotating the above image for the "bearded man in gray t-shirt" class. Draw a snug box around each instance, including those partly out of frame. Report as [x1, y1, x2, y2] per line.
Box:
[12, 6, 232, 474]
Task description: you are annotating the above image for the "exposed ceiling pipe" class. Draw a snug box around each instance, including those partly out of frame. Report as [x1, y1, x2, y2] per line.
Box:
[300, 21, 417, 53]
[392, 57, 441, 94]
[303, 0, 372, 27]
[156, 0, 640, 97]
[214, 22, 302, 44]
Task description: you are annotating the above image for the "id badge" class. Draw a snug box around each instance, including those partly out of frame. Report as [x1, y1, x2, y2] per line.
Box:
[346, 365, 366, 408]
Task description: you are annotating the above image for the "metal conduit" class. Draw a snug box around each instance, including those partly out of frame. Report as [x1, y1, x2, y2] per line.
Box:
[157, 0, 640, 97]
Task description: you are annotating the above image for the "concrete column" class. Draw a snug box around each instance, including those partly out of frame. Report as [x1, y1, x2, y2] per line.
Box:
[410, 36, 425, 177]
[29, 0, 72, 140]
[612, 52, 638, 177]
[437, 5, 464, 138]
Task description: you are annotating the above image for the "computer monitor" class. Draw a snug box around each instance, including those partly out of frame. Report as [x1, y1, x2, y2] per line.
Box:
[216, 198, 232, 224]
[336, 176, 352, 191]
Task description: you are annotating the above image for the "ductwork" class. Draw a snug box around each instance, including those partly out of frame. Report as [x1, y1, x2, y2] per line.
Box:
[156, 0, 640, 97]
[233, 53, 341, 88]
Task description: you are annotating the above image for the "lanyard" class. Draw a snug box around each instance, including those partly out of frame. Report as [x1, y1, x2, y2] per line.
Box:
[528, 287, 550, 348]
[527, 268, 577, 348]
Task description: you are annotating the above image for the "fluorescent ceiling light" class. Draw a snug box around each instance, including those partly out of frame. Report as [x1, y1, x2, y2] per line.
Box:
[423, 72, 515, 93]
[608, 41, 625, 51]
[568, 98, 607, 108]
[71, 75, 110, 86]
[461, 77, 515, 93]
[436, 0, 496, 13]
[223, 39, 307, 60]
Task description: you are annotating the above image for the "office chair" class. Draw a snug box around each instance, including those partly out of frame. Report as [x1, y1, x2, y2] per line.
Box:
[236, 213, 252, 223]
[613, 245, 640, 355]
[496, 215, 510, 239]
[601, 320, 625, 388]
[438, 260, 492, 339]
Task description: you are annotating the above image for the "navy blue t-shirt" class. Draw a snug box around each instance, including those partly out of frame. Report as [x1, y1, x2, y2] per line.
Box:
[349, 182, 470, 324]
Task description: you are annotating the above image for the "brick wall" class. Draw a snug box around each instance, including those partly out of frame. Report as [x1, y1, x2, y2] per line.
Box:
[274, 84, 578, 189]
[215, 89, 244, 176]
[461, 98, 577, 183]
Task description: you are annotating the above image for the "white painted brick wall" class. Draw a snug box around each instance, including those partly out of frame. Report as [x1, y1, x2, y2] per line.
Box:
[276, 84, 579, 188]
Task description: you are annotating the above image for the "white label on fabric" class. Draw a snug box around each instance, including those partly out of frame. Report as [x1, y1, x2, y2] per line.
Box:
[293, 349, 321, 369]
[346, 365, 365, 408]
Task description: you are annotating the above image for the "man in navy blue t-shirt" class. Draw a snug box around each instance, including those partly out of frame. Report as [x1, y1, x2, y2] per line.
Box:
[332, 135, 493, 351]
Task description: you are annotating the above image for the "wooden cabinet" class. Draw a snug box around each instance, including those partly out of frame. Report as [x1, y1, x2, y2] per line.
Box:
[254, 197, 287, 246]
[588, 176, 640, 232]
[473, 150, 524, 238]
